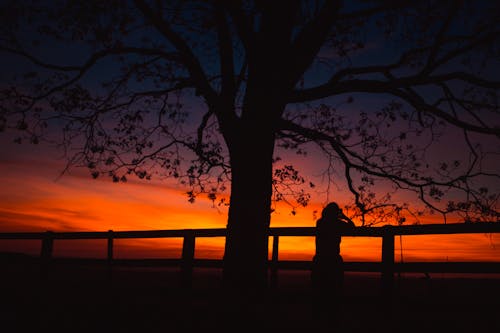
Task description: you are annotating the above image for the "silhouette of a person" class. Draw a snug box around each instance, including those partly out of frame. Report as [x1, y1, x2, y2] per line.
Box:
[311, 202, 355, 321]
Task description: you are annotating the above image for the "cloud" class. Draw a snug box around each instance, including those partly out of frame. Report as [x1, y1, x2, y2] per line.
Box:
[0, 208, 89, 232]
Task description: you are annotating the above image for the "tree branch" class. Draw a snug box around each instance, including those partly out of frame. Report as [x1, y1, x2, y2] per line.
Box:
[0, 45, 181, 72]
[289, 74, 500, 136]
[134, 0, 218, 104]
[214, 3, 236, 102]
[224, 0, 257, 61]
[287, 0, 342, 86]
[278, 118, 497, 207]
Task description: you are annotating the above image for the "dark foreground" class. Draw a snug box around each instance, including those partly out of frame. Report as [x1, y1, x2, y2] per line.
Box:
[1, 260, 499, 333]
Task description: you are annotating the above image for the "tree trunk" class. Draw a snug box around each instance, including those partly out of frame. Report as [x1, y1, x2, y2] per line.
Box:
[220, 22, 288, 293]
[222, 127, 275, 292]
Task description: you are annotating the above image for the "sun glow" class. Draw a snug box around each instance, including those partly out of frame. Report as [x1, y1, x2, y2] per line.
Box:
[0, 144, 499, 263]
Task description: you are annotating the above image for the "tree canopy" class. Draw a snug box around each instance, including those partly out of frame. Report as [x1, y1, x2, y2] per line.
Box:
[1, 0, 499, 229]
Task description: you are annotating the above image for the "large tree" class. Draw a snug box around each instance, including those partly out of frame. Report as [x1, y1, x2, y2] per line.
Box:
[1, 0, 499, 290]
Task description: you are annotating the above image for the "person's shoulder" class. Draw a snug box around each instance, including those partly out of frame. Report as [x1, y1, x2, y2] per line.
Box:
[316, 218, 331, 231]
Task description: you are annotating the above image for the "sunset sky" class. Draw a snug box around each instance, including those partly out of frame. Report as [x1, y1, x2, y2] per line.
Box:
[0, 1, 499, 265]
[1, 134, 498, 263]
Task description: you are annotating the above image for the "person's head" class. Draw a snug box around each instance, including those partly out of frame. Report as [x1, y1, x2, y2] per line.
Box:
[321, 202, 341, 221]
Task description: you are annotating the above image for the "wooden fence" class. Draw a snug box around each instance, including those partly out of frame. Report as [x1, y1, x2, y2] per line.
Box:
[1, 222, 499, 293]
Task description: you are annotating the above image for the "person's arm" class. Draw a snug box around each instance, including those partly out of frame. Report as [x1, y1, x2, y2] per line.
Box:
[339, 211, 355, 227]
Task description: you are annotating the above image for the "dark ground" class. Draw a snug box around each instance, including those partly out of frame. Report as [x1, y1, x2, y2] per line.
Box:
[1, 259, 499, 333]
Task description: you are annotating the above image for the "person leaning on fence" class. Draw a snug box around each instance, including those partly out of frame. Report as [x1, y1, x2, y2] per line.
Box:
[311, 202, 355, 313]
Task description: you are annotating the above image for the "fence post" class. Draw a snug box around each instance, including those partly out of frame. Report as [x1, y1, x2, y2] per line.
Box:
[181, 230, 195, 289]
[107, 230, 114, 263]
[40, 231, 54, 279]
[107, 230, 114, 281]
[381, 227, 395, 299]
[270, 235, 279, 289]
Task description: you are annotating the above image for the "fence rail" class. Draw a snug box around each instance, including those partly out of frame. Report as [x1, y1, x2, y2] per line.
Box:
[1, 222, 499, 292]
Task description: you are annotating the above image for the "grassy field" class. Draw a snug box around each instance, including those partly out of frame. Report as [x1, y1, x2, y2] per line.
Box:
[1, 258, 499, 333]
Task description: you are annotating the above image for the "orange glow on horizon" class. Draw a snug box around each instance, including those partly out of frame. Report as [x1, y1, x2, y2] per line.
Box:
[0, 146, 499, 263]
